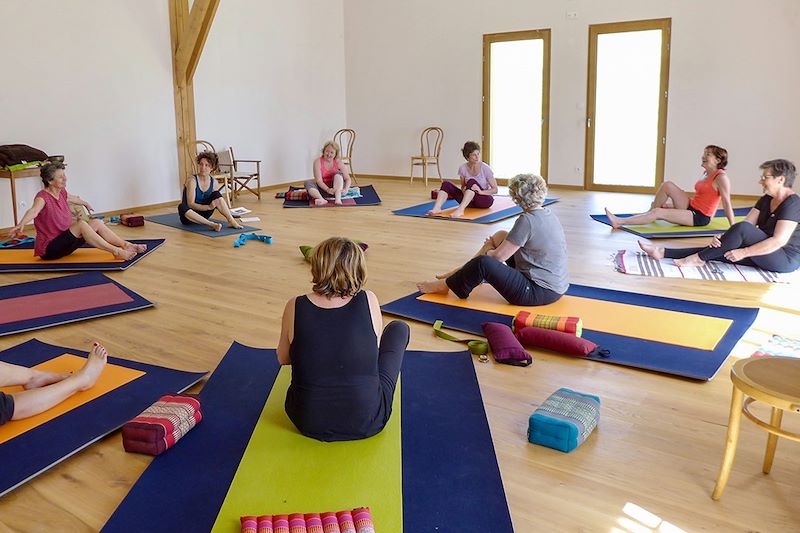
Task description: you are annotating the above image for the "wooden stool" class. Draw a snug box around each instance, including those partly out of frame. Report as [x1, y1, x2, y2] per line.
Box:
[712, 356, 800, 500]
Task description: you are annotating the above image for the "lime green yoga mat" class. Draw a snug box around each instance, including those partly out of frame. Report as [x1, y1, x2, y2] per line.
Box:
[211, 367, 402, 532]
[622, 213, 745, 234]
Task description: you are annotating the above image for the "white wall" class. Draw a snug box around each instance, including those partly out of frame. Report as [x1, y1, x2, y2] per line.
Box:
[0, 0, 178, 228]
[193, 0, 346, 184]
[342, 0, 800, 195]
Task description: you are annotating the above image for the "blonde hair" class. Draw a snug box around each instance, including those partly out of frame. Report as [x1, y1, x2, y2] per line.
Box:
[311, 237, 366, 297]
[321, 141, 340, 159]
[509, 174, 547, 211]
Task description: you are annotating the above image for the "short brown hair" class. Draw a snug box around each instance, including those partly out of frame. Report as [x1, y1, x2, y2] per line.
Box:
[705, 145, 728, 169]
[310, 237, 366, 297]
[196, 150, 218, 169]
[461, 141, 480, 160]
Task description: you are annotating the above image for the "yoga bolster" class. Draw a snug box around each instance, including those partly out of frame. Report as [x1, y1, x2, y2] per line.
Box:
[528, 388, 600, 453]
[516, 326, 603, 357]
[120, 214, 145, 227]
[481, 322, 532, 366]
[122, 394, 202, 455]
[286, 189, 309, 201]
[238, 508, 373, 533]
[513, 310, 583, 337]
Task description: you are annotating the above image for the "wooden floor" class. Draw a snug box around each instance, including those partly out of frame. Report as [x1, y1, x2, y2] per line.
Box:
[1, 178, 798, 532]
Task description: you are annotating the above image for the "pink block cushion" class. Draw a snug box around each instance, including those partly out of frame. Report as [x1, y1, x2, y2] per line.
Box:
[481, 322, 532, 366]
[516, 326, 609, 358]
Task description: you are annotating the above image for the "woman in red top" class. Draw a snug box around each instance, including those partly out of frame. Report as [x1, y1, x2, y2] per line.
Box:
[604, 145, 735, 228]
[8, 163, 145, 260]
[303, 141, 353, 206]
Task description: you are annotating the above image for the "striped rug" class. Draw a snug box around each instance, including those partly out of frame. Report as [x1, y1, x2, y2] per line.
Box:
[613, 250, 799, 283]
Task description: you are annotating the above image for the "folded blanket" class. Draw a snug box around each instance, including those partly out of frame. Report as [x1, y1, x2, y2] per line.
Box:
[122, 394, 202, 455]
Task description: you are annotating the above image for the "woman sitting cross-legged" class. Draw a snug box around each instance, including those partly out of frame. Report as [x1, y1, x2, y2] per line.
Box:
[304, 141, 353, 206]
[417, 173, 569, 305]
[1, 343, 107, 426]
[639, 159, 800, 273]
[277, 237, 410, 442]
[177, 151, 242, 231]
[428, 141, 498, 218]
[8, 162, 145, 260]
[605, 145, 735, 229]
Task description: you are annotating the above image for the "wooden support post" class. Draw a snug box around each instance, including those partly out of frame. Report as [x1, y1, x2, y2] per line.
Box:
[169, 0, 219, 189]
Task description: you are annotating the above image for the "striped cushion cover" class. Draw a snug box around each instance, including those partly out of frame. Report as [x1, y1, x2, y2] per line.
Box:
[122, 394, 202, 455]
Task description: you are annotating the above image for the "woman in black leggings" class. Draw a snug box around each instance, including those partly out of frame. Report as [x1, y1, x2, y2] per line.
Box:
[276, 237, 410, 442]
[639, 159, 800, 273]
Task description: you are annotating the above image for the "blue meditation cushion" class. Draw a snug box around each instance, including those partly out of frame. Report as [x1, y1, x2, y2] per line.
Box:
[527, 388, 600, 453]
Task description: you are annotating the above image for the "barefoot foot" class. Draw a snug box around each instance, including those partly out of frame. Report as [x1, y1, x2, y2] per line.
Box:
[124, 242, 148, 254]
[228, 221, 244, 230]
[334, 200, 343, 205]
[449, 209, 465, 219]
[604, 208, 621, 229]
[314, 198, 328, 206]
[638, 240, 665, 260]
[674, 254, 706, 267]
[212, 222, 223, 232]
[416, 279, 450, 294]
[74, 343, 108, 391]
[113, 247, 136, 260]
[426, 209, 443, 216]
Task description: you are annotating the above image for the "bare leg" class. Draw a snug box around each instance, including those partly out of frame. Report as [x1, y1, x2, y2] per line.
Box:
[88, 219, 146, 253]
[450, 190, 476, 218]
[436, 230, 508, 279]
[333, 174, 345, 205]
[605, 207, 695, 228]
[307, 187, 328, 206]
[70, 220, 134, 260]
[638, 240, 665, 260]
[651, 181, 690, 210]
[211, 197, 243, 228]
[674, 253, 706, 267]
[10, 343, 107, 420]
[183, 209, 222, 231]
[427, 190, 450, 215]
[0, 361, 69, 388]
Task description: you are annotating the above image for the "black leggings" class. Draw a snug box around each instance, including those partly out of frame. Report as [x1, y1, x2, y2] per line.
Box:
[446, 255, 563, 306]
[665, 221, 799, 273]
[377, 320, 410, 420]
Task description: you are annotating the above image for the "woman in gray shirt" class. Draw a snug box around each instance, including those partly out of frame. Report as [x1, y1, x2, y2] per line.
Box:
[417, 174, 569, 305]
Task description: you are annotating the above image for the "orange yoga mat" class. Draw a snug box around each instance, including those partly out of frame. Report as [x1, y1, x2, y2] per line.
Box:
[418, 284, 732, 350]
[0, 354, 145, 444]
[430, 195, 517, 220]
[0, 283, 134, 325]
[0, 248, 122, 264]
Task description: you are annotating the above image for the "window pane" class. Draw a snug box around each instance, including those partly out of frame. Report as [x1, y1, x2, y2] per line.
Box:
[489, 39, 544, 178]
[593, 29, 662, 186]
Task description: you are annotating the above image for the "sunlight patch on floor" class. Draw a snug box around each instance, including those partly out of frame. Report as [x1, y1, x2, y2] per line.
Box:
[610, 502, 688, 533]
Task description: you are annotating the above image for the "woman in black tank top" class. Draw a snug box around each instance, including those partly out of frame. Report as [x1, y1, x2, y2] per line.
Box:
[277, 237, 410, 441]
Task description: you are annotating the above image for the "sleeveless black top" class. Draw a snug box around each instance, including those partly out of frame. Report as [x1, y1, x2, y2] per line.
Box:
[285, 291, 385, 441]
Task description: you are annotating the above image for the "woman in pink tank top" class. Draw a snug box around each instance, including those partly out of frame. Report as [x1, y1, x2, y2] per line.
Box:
[604, 145, 735, 229]
[303, 141, 352, 206]
[8, 162, 146, 260]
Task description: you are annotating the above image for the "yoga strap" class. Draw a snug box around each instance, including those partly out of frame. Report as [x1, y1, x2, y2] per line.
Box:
[433, 320, 490, 361]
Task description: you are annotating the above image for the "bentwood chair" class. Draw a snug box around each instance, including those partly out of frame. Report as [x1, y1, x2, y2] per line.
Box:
[333, 128, 357, 184]
[410, 126, 444, 187]
[711, 356, 800, 500]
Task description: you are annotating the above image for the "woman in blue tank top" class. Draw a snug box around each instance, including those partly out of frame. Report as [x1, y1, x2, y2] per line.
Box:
[177, 151, 242, 231]
[276, 237, 410, 441]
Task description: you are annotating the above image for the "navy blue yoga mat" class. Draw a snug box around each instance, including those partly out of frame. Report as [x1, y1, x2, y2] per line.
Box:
[104, 344, 512, 532]
[145, 213, 259, 237]
[393, 197, 558, 223]
[0, 338, 206, 497]
[590, 207, 751, 238]
[0, 239, 164, 273]
[282, 184, 382, 207]
[0, 272, 153, 337]
[381, 286, 758, 381]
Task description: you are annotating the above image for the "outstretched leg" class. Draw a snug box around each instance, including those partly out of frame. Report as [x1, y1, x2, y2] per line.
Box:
[88, 219, 147, 253]
[70, 220, 134, 260]
[9, 343, 107, 420]
[0, 361, 69, 388]
[605, 207, 694, 228]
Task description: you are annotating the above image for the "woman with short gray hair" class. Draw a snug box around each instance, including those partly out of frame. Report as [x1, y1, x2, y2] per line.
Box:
[417, 174, 569, 305]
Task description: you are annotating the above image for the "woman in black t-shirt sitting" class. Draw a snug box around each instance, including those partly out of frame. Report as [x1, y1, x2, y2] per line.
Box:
[639, 159, 800, 273]
[276, 237, 410, 442]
